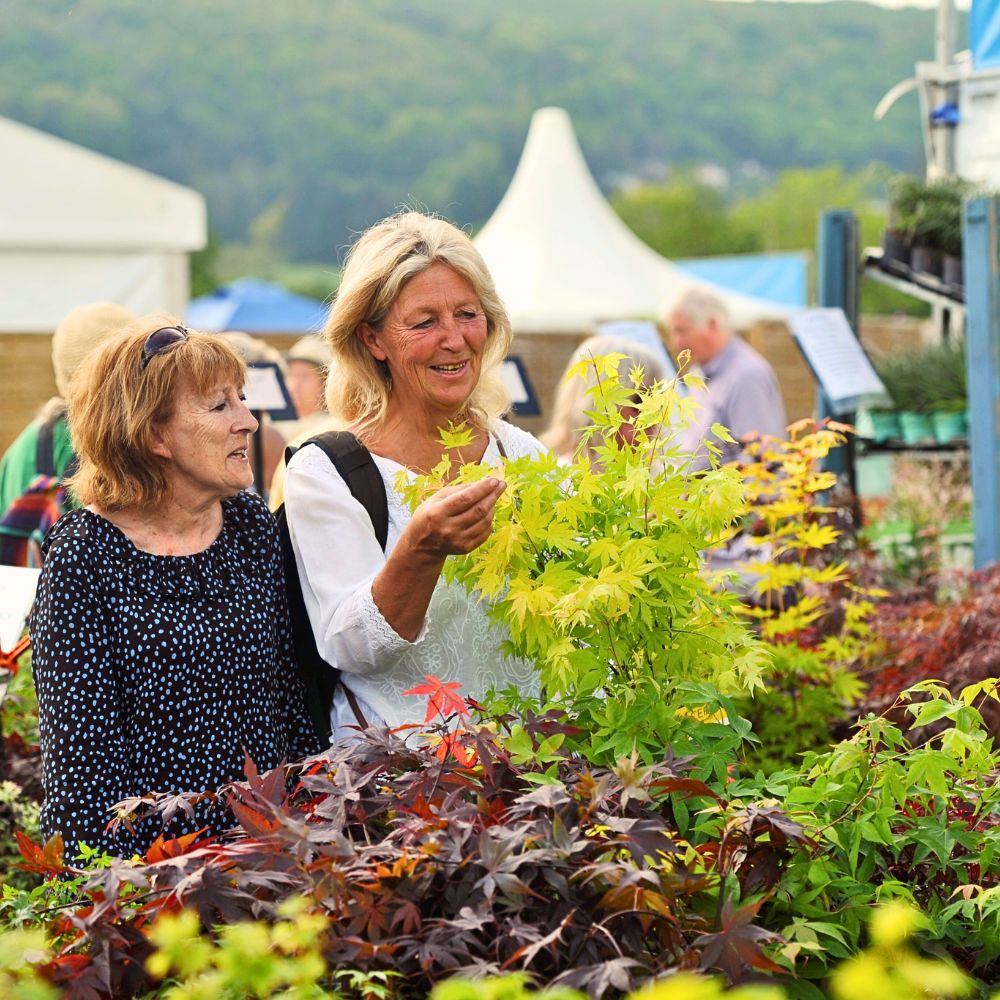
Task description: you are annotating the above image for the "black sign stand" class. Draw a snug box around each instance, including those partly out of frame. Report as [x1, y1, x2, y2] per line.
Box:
[243, 361, 296, 504]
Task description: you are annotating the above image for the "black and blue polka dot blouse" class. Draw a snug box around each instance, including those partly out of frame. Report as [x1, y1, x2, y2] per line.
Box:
[29, 490, 322, 859]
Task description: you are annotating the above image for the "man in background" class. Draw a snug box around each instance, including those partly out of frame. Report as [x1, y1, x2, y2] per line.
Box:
[661, 287, 788, 599]
[661, 287, 786, 468]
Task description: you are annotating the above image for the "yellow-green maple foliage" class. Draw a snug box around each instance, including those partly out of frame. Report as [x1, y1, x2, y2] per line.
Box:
[400, 355, 771, 727]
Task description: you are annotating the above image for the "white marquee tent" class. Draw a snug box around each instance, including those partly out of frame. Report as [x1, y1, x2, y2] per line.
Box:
[0, 116, 206, 332]
[474, 107, 794, 332]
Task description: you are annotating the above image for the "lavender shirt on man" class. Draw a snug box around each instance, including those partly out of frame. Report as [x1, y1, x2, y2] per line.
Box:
[680, 335, 787, 468]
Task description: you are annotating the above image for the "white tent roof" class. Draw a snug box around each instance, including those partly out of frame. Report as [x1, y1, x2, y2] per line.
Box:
[0, 115, 205, 251]
[0, 116, 206, 331]
[474, 107, 793, 332]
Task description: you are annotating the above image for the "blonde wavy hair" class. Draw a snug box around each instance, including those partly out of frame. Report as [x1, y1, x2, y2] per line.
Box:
[540, 335, 671, 460]
[324, 210, 512, 439]
[67, 318, 246, 510]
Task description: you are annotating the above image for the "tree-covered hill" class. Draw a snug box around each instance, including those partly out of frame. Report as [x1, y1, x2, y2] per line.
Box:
[1, 0, 948, 261]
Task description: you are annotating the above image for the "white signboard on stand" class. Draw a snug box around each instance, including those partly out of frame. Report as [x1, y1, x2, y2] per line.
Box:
[0, 565, 40, 652]
[789, 308, 890, 414]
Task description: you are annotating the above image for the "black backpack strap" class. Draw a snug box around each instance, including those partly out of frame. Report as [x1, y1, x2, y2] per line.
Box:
[299, 430, 388, 551]
[277, 430, 386, 742]
[35, 406, 66, 479]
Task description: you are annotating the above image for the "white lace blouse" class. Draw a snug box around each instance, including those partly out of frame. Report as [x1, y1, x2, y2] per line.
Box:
[284, 420, 546, 741]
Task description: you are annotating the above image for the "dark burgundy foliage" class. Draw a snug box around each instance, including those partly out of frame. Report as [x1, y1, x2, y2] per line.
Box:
[20, 712, 812, 999]
[852, 563, 1000, 738]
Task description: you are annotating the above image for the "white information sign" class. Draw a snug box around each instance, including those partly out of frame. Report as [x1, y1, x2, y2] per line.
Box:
[244, 363, 293, 414]
[499, 360, 530, 405]
[0, 565, 40, 652]
[789, 308, 890, 414]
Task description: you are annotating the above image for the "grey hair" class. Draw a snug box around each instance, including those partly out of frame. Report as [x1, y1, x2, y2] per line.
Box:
[662, 286, 732, 333]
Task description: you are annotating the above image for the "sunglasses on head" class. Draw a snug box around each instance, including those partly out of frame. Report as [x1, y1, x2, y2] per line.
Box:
[140, 325, 189, 370]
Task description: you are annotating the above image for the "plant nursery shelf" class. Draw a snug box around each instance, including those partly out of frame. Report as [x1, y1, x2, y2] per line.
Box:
[856, 437, 968, 457]
[863, 250, 966, 311]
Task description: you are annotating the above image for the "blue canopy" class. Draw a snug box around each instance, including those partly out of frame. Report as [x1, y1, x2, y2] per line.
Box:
[186, 278, 329, 333]
[675, 252, 808, 308]
[972, 0, 1000, 70]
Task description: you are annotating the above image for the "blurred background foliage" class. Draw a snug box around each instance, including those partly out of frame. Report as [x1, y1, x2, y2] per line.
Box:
[0, 0, 950, 311]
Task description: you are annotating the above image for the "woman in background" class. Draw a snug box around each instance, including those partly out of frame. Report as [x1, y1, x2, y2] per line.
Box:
[540, 334, 671, 464]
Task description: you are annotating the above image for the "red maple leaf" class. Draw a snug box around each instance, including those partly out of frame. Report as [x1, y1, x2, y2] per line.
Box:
[432, 731, 477, 766]
[403, 674, 470, 723]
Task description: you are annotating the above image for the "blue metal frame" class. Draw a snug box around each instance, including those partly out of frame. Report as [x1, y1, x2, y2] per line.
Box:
[963, 197, 1000, 568]
[816, 210, 860, 480]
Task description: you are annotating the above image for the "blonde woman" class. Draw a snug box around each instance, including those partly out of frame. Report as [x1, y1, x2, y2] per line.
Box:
[541, 334, 671, 464]
[284, 211, 545, 740]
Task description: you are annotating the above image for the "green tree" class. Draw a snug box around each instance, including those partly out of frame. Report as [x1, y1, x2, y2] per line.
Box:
[188, 228, 221, 298]
[611, 176, 762, 259]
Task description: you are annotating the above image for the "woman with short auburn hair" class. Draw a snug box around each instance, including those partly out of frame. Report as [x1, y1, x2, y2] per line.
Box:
[285, 210, 544, 742]
[31, 319, 321, 858]
[68, 318, 246, 509]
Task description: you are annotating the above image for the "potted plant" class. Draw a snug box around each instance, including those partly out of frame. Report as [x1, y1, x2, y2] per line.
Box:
[937, 197, 965, 288]
[856, 405, 901, 444]
[922, 340, 968, 442]
[874, 340, 967, 445]
[881, 174, 921, 267]
[908, 177, 973, 281]
[875, 350, 934, 445]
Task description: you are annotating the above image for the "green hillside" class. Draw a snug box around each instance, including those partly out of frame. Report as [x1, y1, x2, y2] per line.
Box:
[0, 0, 948, 261]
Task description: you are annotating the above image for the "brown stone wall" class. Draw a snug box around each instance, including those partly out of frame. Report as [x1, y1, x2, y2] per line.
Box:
[505, 331, 592, 437]
[506, 317, 934, 437]
[0, 334, 59, 455]
[857, 314, 933, 365]
[0, 319, 933, 458]
[0, 331, 305, 457]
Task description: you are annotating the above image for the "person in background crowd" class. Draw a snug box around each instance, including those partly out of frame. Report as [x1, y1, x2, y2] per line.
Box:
[661, 287, 787, 469]
[284, 210, 545, 742]
[283, 334, 333, 436]
[663, 288, 787, 597]
[540, 334, 671, 464]
[267, 334, 342, 509]
[0, 302, 135, 516]
[30, 319, 321, 857]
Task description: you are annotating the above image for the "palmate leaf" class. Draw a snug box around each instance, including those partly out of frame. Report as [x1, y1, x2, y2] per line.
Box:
[15, 830, 66, 875]
[695, 898, 785, 981]
[144, 828, 213, 862]
[550, 956, 641, 997]
[404, 675, 470, 724]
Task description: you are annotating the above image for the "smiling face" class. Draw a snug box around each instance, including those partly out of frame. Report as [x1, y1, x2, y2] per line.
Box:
[357, 262, 488, 427]
[150, 376, 259, 506]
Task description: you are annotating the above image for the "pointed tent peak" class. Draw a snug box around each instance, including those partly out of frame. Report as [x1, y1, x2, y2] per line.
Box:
[495, 105, 608, 210]
[476, 105, 663, 273]
[475, 107, 792, 333]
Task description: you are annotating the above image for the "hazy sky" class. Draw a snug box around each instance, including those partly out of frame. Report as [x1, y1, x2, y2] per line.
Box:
[714, 0, 970, 9]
